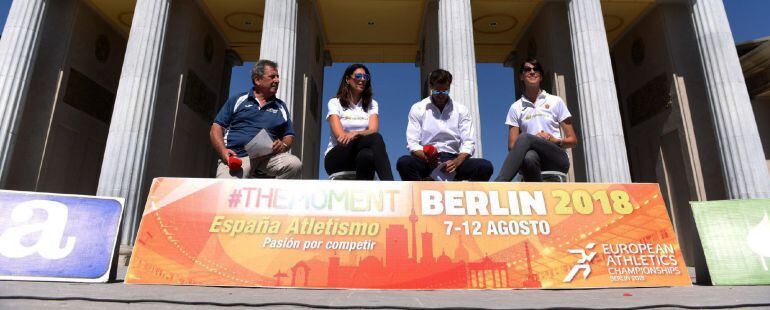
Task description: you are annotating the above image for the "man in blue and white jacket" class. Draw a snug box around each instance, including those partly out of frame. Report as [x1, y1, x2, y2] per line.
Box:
[210, 59, 302, 179]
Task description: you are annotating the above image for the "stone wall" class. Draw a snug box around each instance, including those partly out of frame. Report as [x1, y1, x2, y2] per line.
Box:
[291, 0, 327, 179]
[612, 4, 728, 269]
[144, 0, 229, 186]
[7, 0, 126, 194]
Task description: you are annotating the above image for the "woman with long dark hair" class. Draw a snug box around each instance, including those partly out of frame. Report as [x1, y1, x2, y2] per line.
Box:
[324, 64, 394, 180]
[495, 58, 578, 182]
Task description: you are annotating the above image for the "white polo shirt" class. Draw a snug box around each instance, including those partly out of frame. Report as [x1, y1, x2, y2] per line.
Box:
[405, 96, 475, 155]
[505, 91, 571, 139]
[325, 97, 379, 155]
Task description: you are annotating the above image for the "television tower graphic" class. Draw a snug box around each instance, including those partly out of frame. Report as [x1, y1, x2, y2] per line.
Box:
[523, 242, 542, 288]
[409, 206, 418, 261]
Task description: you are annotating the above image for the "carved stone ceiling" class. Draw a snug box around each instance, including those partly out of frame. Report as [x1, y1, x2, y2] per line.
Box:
[86, 0, 652, 63]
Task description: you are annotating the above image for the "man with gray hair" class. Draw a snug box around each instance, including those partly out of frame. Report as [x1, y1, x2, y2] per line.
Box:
[210, 59, 302, 179]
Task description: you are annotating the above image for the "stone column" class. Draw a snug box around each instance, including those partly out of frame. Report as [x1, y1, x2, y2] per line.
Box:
[419, 0, 439, 98]
[566, 0, 631, 182]
[438, 0, 482, 157]
[260, 0, 298, 116]
[220, 50, 243, 104]
[689, 0, 770, 198]
[0, 0, 48, 186]
[96, 0, 171, 244]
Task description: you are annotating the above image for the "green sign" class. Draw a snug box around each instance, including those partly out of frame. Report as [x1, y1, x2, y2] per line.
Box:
[691, 199, 770, 285]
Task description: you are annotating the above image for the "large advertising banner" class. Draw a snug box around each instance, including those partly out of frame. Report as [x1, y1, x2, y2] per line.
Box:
[691, 199, 770, 285]
[0, 190, 123, 282]
[126, 178, 691, 289]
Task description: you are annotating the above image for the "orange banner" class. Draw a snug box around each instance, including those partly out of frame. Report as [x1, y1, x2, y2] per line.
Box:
[126, 178, 691, 289]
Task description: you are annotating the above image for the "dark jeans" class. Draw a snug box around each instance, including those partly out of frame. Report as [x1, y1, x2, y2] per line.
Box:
[495, 133, 569, 182]
[396, 152, 494, 181]
[324, 132, 394, 180]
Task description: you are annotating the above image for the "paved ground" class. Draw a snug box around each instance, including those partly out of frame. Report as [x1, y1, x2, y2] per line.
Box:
[1, 265, 769, 309]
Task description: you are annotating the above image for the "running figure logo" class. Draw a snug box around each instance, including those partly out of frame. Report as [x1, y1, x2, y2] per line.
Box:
[563, 242, 597, 282]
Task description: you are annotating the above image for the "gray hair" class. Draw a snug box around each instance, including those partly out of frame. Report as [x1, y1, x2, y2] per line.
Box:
[252, 59, 278, 81]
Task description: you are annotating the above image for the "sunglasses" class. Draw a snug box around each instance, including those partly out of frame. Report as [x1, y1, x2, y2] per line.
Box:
[352, 73, 370, 80]
[522, 67, 540, 73]
[431, 90, 450, 95]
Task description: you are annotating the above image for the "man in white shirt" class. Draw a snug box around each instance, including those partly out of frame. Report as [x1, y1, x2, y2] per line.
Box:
[396, 69, 493, 181]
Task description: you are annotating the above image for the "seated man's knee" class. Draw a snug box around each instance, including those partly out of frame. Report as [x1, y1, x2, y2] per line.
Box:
[285, 155, 302, 174]
[462, 159, 493, 181]
[396, 155, 417, 171]
[478, 159, 494, 179]
[217, 162, 245, 179]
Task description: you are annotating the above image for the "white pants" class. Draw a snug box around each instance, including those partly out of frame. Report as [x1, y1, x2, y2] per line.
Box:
[216, 152, 302, 179]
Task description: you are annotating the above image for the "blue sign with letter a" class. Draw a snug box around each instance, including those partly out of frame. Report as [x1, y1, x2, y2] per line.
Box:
[0, 190, 123, 282]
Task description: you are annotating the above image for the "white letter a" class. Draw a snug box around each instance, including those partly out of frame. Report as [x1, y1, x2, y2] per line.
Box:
[0, 200, 76, 259]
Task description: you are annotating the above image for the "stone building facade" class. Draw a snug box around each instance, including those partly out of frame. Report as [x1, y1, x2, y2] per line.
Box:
[0, 1, 767, 273]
